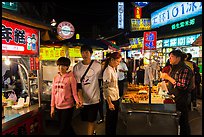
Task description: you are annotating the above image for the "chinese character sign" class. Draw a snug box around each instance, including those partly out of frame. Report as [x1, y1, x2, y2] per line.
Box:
[118, 2, 124, 29]
[143, 31, 157, 50]
[2, 19, 39, 56]
[134, 7, 142, 19]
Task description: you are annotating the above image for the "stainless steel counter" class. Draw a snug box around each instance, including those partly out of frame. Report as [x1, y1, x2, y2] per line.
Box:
[2, 104, 42, 132]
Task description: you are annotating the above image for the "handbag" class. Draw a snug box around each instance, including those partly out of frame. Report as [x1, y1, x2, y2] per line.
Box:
[80, 60, 94, 83]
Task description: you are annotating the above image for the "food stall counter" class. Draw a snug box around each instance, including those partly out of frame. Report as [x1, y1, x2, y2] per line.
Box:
[2, 104, 43, 135]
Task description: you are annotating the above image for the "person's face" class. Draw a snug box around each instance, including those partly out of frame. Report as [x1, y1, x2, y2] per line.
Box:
[110, 57, 121, 68]
[81, 50, 92, 60]
[169, 53, 180, 65]
[58, 65, 68, 74]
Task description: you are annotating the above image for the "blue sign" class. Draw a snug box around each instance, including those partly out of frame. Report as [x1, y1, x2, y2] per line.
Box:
[177, 36, 186, 46]
[151, 2, 202, 29]
[170, 38, 178, 46]
[133, 2, 149, 8]
[163, 39, 170, 47]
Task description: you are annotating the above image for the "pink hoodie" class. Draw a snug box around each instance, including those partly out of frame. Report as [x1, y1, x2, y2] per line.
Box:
[51, 71, 79, 109]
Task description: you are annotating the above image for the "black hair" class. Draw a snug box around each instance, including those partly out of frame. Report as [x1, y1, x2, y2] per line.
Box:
[106, 52, 112, 58]
[102, 52, 122, 75]
[186, 53, 192, 61]
[169, 49, 185, 61]
[80, 45, 93, 54]
[56, 57, 71, 67]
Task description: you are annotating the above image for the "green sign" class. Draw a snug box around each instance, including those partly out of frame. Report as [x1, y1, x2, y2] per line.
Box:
[2, 2, 17, 11]
[171, 18, 195, 30]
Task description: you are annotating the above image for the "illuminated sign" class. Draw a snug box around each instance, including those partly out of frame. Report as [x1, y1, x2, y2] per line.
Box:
[182, 47, 200, 57]
[132, 2, 149, 8]
[186, 35, 197, 45]
[129, 37, 143, 49]
[177, 36, 186, 46]
[162, 33, 201, 47]
[2, 2, 17, 11]
[40, 47, 66, 60]
[68, 48, 82, 58]
[156, 40, 163, 48]
[143, 31, 157, 50]
[163, 39, 170, 47]
[171, 18, 195, 30]
[169, 38, 177, 46]
[2, 19, 39, 56]
[118, 2, 124, 29]
[151, 2, 202, 29]
[131, 18, 151, 31]
[133, 7, 142, 19]
[57, 21, 75, 39]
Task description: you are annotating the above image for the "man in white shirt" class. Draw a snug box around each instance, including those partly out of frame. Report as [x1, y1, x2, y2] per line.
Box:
[117, 59, 128, 97]
[73, 45, 102, 135]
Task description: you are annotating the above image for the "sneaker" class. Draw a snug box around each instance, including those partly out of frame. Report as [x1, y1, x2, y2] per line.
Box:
[97, 119, 104, 124]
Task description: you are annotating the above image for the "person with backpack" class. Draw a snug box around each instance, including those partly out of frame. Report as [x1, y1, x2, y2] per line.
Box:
[161, 49, 193, 135]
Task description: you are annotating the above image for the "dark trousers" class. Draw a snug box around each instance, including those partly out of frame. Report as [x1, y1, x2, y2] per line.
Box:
[56, 107, 76, 135]
[191, 87, 197, 107]
[176, 95, 191, 135]
[105, 99, 119, 135]
[98, 89, 104, 120]
[118, 79, 125, 97]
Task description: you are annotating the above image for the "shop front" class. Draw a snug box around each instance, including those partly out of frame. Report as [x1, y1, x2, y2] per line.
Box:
[2, 10, 50, 135]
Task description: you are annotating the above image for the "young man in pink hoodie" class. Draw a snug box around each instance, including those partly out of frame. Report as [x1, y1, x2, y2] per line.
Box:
[50, 57, 82, 135]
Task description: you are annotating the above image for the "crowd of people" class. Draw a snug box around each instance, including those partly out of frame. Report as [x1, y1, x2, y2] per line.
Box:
[50, 46, 201, 135]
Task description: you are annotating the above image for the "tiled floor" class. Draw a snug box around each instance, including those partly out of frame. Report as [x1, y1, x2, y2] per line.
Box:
[42, 99, 202, 135]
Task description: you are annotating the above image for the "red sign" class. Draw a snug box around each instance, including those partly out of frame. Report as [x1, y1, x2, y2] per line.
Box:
[35, 57, 39, 70]
[134, 7, 142, 19]
[30, 57, 35, 71]
[143, 31, 157, 50]
[2, 19, 39, 56]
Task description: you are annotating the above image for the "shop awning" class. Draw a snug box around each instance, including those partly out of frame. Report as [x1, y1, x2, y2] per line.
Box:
[2, 9, 51, 30]
[192, 35, 202, 46]
[100, 39, 120, 51]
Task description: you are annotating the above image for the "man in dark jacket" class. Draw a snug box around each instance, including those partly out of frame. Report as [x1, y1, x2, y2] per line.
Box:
[161, 49, 193, 135]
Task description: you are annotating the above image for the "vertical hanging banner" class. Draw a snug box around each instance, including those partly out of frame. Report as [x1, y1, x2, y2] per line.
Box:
[118, 2, 124, 29]
[30, 57, 35, 71]
[134, 7, 142, 19]
[143, 31, 157, 50]
[35, 57, 39, 70]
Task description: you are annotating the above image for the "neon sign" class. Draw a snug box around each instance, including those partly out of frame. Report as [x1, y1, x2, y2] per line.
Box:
[151, 2, 202, 29]
[171, 18, 195, 30]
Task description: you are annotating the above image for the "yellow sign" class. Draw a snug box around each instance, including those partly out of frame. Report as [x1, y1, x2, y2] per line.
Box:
[40, 47, 66, 60]
[68, 48, 82, 58]
[131, 18, 151, 31]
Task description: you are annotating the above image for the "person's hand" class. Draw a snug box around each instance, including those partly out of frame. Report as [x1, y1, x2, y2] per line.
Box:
[108, 103, 115, 111]
[50, 107, 55, 118]
[76, 100, 83, 109]
[160, 73, 169, 80]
